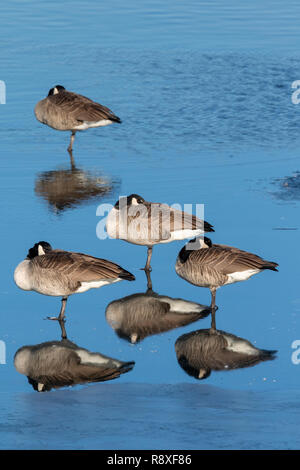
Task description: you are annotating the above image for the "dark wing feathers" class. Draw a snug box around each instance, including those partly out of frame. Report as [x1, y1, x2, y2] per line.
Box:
[49, 91, 121, 123]
[129, 202, 214, 236]
[75, 103, 121, 123]
[188, 245, 278, 274]
[28, 346, 134, 390]
[33, 251, 135, 282]
[176, 330, 277, 377]
[168, 206, 214, 233]
[33, 362, 135, 390]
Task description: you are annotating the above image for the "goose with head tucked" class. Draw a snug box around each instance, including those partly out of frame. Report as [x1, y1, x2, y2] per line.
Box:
[35, 165, 118, 214]
[175, 237, 278, 331]
[34, 85, 121, 153]
[14, 338, 135, 392]
[106, 194, 214, 271]
[175, 328, 277, 380]
[14, 241, 135, 321]
[106, 269, 212, 343]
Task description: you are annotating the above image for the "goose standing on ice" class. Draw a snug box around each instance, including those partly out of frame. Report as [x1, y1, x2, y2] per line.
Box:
[14, 241, 135, 321]
[34, 85, 121, 153]
[175, 237, 278, 331]
[106, 194, 214, 271]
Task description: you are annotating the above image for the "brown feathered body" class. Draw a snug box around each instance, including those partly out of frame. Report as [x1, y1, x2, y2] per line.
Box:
[14, 339, 135, 392]
[106, 195, 214, 247]
[106, 292, 211, 343]
[14, 242, 135, 298]
[175, 329, 277, 379]
[175, 238, 278, 290]
[35, 167, 115, 213]
[35, 87, 121, 132]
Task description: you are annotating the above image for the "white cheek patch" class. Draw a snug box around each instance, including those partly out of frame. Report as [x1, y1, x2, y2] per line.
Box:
[53, 87, 59, 95]
[130, 333, 138, 344]
[38, 245, 46, 256]
[199, 369, 207, 379]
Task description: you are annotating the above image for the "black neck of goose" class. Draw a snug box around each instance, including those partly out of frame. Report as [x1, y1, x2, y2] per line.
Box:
[178, 237, 212, 263]
[178, 245, 191, 263]
[204, 237, 212, 247]
[27, 377, 38, 391]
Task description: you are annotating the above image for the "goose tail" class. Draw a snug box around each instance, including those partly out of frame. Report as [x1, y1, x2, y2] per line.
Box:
[262, 261, 279, 272]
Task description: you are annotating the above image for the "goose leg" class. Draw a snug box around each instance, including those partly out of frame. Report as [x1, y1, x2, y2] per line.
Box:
[142, 247, 153, 272]
[58, 318, 67, 340]
[209, 288, 217, 333]
[145, 269, 153, 291]
[68, 149, 76, 170]
[47, 297, 68, 322]
[67, 131, 76, 153]
[58, 297, 68, 321]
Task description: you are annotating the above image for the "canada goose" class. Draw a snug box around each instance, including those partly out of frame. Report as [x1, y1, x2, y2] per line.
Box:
[273, 171, 300, 202]
[106, 194, 214, 271]
[175, 237, 278, 331]
[175, 329, 277, 380]
[106, 293, 211, 344]
[35, 165, 118, 214]
[14, 339, 135, 392]
[106, 269, 211, 343]
[14, 241, 135, 321]
[34, 85, 121, 153]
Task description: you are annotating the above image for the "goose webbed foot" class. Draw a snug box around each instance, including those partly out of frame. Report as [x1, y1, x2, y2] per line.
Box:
[45, 315, 66, 320]
[45, 297, 68, 323]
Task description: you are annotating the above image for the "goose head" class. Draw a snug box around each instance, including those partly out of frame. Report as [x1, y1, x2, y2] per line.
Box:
[114, 194, 145, 209]
[27, 241, 53, 259]
[47, 85, 65, 96]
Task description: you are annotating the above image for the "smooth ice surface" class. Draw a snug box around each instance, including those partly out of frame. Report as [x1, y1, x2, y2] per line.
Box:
[1, 384, 300, 450]
[1, 0, 300, 450]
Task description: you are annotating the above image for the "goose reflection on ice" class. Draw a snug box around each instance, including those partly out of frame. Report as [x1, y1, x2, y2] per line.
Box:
[35, 163, 119, 214]
[175, 329, 277, 380]
[105, 271, 212, 344]
[272, 171, 300, 202]
[14, 321, 135, 392]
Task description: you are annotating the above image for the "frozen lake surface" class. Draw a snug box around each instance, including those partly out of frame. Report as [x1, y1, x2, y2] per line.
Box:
[1, 0, 300, 450]
[1, 384, 300, 450]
